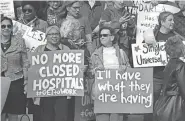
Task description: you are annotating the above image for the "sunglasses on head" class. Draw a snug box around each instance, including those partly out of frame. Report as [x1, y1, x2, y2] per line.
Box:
[1, 25, 12, 29]
[22, 9, 33, 13]
[100, 34, 111, 38]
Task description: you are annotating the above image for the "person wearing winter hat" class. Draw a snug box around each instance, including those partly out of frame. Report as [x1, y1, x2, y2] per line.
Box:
[18, 1, 48, 32]
[34, 25, 70, 121]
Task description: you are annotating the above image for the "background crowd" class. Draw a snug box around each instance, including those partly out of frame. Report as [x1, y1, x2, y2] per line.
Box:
[1, 0, 185, 121]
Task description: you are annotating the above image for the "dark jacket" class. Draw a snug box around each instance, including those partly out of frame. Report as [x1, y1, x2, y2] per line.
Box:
[164, 58, 185, 100]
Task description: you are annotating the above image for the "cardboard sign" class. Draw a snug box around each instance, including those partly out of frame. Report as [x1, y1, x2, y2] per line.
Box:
[94, 68, 153, 113]
[0, 0, 15, 18]
[1, 77, 11, 113]
[27, 50, 84, 98]
[23, 28, 47, 52]
[13, 20, 30, 36]
[132, 42, 168, 67]
[12, 21, 47, 52]
[136, 11, 159, 44]
[75, 78, 95, 121]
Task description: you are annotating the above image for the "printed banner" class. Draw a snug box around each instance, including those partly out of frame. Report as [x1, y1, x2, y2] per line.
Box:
[27, 50, 84, 98]
[75, 78, 95, 121]
[132, 42, 168, 67]
[22, 27, 47, 52]
[94, 68, 153, 113]
[0, 0, 15, 18]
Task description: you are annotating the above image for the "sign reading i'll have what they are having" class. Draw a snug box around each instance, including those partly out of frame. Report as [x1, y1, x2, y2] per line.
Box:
[94, 68, 153, 113]
[132, 42, 168, 67]
[27, 50, 84, 98]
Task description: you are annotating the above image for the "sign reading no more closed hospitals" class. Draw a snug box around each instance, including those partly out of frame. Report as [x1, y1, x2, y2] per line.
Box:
[27, 50, 84, 98]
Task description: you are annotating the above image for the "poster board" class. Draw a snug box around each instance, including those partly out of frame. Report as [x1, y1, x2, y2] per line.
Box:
[27, 50, 84, 98]
[94, 68, 153, 113]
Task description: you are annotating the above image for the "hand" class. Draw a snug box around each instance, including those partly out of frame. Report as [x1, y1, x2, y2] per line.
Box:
[80, 65, 88, 72]
[67, 96, 71, 99]
[92, 66, 105, 75]
[24, 83, 27, 94]
[150, 0, 159, 6]
[119, 13, 131, 23]
[119, 65, 127, 72]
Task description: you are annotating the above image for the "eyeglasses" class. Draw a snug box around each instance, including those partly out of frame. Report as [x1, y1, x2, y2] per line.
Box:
[47, 33, 60, 36]
[71, 6, 81, 10]
[22, 9, 33, 13]
[1, 25, 12, 29]
[100, 34, 111, 38]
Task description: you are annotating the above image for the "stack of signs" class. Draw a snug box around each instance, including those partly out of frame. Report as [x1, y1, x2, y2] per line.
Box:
[94, 68, 153, 113]
[27, 50, 84, 98]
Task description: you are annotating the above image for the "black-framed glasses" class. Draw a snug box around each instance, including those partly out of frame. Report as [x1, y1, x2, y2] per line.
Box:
[1, 25, 12, 29]
[22, 9, 33, 13]
[47, 33, 60, 36]
[100, 34, 111, 38]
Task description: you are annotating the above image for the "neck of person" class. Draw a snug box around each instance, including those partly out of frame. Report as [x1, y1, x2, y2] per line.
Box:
[159, 26, 171, 34]
[1, 35, 11, 44]
[103, 43, 113, 48]
[67, 13, 76, 19]
[46, 43, 59, 50]
[24, 16, 36, 24]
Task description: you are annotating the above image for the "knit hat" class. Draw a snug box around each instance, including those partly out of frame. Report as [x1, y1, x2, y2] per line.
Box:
[45, 25, 60, 36]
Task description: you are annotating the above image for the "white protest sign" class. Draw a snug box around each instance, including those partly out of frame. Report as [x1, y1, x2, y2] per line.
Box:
[132, 42, 168, 67]
[23, 27, 47, 52]
[13, 20, 30, 36]
[136, 12, 159, 44]
[0, 0, 15, 19]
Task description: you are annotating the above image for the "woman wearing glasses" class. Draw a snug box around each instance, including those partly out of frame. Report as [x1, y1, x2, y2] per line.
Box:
[18, 1, 48, 32]
[1, 17, 29, 121]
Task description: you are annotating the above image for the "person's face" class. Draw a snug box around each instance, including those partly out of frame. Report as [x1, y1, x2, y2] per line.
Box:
[114, 1, 125, 9]
[46, 28, 60, 45]
[161, 15, 174, 30]
[22, 5, 36, 20]
[50, 1, 62, 9]
[1, 20, 12, 37]
[178, 1, 185, 11]
[67, 2, 81, 18]
[100, 29, 114, 47]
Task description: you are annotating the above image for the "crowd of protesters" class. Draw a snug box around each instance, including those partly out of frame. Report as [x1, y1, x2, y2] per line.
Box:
[1, 1, 185, 121]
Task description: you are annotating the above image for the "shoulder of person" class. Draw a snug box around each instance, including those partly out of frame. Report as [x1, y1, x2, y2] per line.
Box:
[34, 44, 46, 52]
[92, 46, 103, 57]
[60, 44, 70, 50]
[37, 18, 48, 26]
